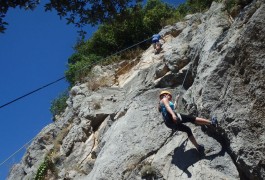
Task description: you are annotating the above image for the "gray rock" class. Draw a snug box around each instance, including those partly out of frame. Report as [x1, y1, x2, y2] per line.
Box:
[8, 1, 265, 180]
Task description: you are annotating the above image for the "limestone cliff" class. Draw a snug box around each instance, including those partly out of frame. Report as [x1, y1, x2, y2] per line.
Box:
[8, 1, 265, 179]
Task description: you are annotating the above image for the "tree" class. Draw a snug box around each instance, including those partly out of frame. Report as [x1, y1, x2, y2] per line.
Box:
[0, 0, 143, 33]
[0, 0, 39, 32]
[143, 0, 175, 33]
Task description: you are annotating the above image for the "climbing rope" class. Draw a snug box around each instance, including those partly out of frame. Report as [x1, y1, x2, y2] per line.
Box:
[0, 77, 65, 109]
[0, 37, 152, 169]
[0, 136, 35, 168]
[0, 37, 152, 110]
[181, 37, 205, 89]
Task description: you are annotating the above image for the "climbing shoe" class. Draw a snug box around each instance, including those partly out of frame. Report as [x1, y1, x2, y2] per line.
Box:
[197, 144, 205, 155]
[211, 116, 218, 127]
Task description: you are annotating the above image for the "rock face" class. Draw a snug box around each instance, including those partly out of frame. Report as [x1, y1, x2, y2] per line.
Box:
[8, 1, 265, 180]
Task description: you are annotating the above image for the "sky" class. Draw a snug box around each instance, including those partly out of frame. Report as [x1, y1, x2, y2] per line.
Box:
[0, 0, 185, 178]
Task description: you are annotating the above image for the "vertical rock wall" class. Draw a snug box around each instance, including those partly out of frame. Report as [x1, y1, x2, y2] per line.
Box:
[8, 1, 265, 180]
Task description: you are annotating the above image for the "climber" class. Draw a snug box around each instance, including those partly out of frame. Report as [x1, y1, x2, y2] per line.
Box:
[158, 90, 218, 154]
[152, 33, 165, 54]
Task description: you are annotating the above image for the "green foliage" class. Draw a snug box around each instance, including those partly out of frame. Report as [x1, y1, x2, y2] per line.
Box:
[176, 3, 192, 15]
[216, 0, 253, 17]
[1, 0, 143, 33]
[63, 0, 177, 85]
[50, 91, 69, 121]
[65, 0, 218, 85]
[143, 0, 175, 31]
[68, 53, 83, 64]
[226, 0, 237, 12]
[44, 0, 143, 28]
[0, 0, 39, 32]
[224, 0, 251, 15]
[186, 0, 214, 13]
[67, 0, 175, 60]
[34, 156, 52, 180]
[65, 54, 102, 86]
[164, 0, 215, 23]
[74, 6, 149, 58]
[79, 24, 119, 57]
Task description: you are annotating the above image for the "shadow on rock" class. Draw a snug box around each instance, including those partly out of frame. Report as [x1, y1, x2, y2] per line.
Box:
[204, 145, 226, 161]
[171, 139, 199, 178]
[171, 139, 226, 178]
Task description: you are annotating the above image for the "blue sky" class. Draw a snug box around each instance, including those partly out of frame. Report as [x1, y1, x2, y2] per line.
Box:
[0, 2, 97, 178]
[0, 0, 185, 178]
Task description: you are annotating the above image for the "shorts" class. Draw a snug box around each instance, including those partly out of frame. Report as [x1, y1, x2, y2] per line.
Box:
[163, 113, 196, 137]
[177, 113, 196, 123]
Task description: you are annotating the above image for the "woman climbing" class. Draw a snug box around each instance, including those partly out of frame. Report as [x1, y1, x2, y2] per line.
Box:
[158, 90, 218, 154]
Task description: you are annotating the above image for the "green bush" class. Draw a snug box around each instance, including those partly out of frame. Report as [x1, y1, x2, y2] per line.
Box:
[64, 0, 215, 87]
[50, 91, 68, 121]
[34, 156, 53, 180]
[65, 54, 102, 86]
[68, 53, 83, 64]
[143, 0, 175, 31]
[69, 0, 176, 61]
[184, 0, 210, 13]
[76, 8, 148, 58]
